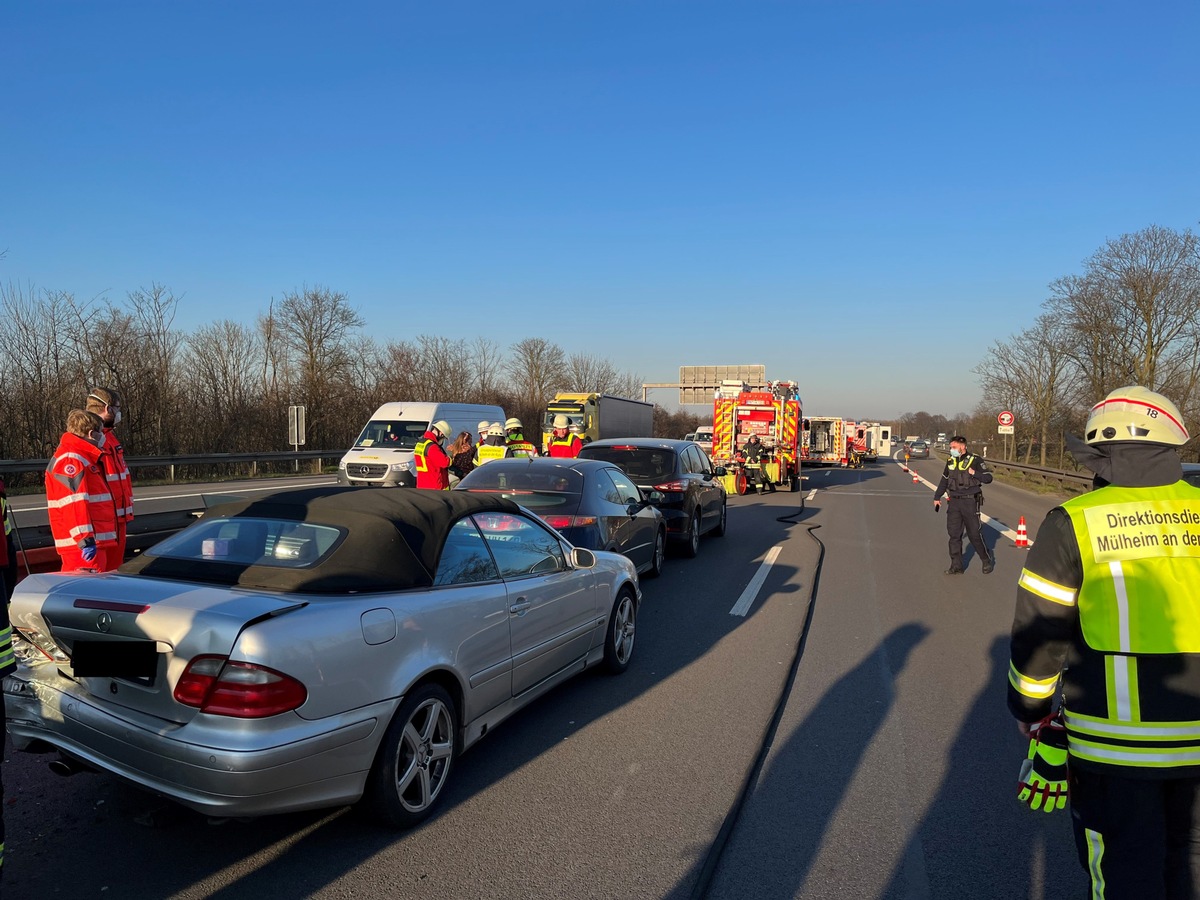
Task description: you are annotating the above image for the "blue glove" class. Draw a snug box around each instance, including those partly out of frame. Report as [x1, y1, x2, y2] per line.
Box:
[80, 537, 97, 563]
[1018, 716, 1069, 813]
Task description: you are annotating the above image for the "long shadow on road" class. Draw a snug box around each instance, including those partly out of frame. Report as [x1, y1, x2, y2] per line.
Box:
[665, 622, 931, 900]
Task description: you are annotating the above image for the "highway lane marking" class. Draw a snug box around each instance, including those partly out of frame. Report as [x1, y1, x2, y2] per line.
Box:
[729, 545, 782, 617]
[15, 479, 341, 512]
[805, 489, 817, 501]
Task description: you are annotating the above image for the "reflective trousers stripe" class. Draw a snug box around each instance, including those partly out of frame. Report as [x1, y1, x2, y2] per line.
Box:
[1070, 737, 1200, 767]
[1086, 829, 1106, 899]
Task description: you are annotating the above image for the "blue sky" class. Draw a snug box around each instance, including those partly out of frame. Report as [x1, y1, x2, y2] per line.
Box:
[5, 1, 1198, 420]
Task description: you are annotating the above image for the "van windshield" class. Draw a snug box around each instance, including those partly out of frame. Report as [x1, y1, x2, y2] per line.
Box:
[354, 420, 429, 449]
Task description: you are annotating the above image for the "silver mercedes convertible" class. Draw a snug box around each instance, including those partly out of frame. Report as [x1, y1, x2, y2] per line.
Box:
[4, 486, 640, 827]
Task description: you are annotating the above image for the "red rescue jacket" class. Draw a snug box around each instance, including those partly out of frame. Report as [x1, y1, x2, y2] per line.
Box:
[547, 435, 583, 458]
[45, 432, 118, 552]
[414, 431, 452, 490]
[101, 427, 134, 522]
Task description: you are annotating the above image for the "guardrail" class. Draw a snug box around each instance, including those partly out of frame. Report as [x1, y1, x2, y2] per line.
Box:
[0, 450, 336, 481]
[930, 450, 1092, 492]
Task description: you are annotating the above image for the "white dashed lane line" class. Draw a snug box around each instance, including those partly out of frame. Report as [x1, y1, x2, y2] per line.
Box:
[729, 545, 783, 617]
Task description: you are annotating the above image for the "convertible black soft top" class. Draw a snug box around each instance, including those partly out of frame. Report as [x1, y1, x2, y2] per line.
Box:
[120, 486, 524, 594]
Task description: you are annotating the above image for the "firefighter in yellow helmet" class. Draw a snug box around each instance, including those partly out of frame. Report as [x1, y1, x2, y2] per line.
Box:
[546, 414, 583, 458]
[504, 418, 539, 459]
[1008, 386, 1200, 896]
[474, 424, 508, 466]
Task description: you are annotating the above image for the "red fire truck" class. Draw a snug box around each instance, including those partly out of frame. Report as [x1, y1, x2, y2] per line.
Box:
[710, 380, 802, 494]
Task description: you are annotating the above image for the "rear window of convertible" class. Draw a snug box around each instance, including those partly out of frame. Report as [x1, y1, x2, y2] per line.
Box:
[149, 517, 345, 568]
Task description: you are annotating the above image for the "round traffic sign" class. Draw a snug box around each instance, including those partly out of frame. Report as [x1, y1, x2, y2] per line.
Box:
[997, 411, 1015, 427]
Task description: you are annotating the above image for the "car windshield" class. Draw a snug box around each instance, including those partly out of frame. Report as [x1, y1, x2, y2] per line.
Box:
[354, 420, 428, 449]
[912, 442, 928, 449]
[459, 464, 585, 509]
[581, 447, 678, 481]
[149, 517, 344, 568]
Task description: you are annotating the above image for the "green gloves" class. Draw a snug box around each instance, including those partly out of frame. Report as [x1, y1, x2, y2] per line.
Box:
[1018, 717, 1069, 813]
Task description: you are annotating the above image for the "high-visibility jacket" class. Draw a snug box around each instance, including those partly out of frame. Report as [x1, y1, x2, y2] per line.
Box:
[1009, 479, 1200, 774]
[101, 427, 134, 522]
[474, 444, 508, 466]
[506, 437, 539, 459]
[45, 432, 118, 553]
[547, 435, 582, 458]
[413, 432, 451, 490]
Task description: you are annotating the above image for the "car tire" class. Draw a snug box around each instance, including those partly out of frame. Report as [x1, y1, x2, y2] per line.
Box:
[604, 588, 637, 674]
[683, 510, 701, 558]
[648, 529, 666, 578]
[713, 500, 727, 537]
[361, 682, 458, 828]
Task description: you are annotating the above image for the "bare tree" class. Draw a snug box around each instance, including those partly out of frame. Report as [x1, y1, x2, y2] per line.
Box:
[505, 337, 566, 409]
[975, 314, 1077, 465]
[265, 286, 365, 448]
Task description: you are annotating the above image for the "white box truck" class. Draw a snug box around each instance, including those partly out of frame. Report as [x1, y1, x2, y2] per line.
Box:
[338, 402, 505, 487]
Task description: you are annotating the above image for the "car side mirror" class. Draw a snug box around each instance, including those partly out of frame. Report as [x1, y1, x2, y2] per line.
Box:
[571, 547, 596, 569]
[714, 466, 728, 477]
[646, 490, 665, 503]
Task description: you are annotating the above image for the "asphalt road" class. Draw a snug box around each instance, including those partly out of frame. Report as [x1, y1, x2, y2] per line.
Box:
[2, 459, 1088, 899]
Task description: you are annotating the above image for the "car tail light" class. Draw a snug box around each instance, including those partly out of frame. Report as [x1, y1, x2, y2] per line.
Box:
[610, 445, 639, 451]
[653, 481, 689, 493]
[539, 515, 599, 529]
[14, 627, 68, 664]
[174, 655, 307, 718]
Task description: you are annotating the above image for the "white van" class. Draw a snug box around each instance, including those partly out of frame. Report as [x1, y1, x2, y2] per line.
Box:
[692, 425, 714, 455]
[337, 402, 505, 487]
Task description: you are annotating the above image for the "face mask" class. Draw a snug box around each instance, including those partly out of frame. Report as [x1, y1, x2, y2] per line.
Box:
[950, 448, 962, 459]
[93, 431, 107, 450]
[112, 410, 122, 426]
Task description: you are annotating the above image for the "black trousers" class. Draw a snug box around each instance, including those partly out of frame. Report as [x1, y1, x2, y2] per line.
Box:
[1071, 766, 1200, 899]
[946, 496, 988, 566]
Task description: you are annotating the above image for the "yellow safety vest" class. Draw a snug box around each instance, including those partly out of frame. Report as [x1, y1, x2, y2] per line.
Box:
[1058, 480, 1200, 769]
[474, 445, 507, 466]
[414, 439, 433, 473]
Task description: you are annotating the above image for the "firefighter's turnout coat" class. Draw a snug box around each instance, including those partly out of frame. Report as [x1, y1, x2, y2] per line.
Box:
[1009, 450, 1200, 775]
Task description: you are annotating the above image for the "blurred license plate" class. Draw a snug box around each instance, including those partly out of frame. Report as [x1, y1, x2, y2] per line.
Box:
[71, 640, 158, 680]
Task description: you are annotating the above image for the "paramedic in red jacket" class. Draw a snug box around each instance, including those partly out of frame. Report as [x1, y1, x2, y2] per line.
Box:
[86, 387, 133, 565]
[414, 420, 453, 490]
[45, 409, 119, 571]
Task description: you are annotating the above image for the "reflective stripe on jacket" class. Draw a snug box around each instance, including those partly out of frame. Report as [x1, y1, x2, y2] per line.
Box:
[101, 428, 134, 522]
[506, 439, 538, 459]
[45, 432, 118, 550]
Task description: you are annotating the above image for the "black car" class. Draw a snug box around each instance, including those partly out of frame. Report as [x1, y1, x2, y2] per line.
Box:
[578, 438, 727, 558]
[455, 458, 666, 577]
[1184, 463, 1200, 488]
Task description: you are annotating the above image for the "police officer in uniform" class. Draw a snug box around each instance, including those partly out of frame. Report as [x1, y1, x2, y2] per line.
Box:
[1007, 386, 1200, 897]
[933, 435, 993, 574]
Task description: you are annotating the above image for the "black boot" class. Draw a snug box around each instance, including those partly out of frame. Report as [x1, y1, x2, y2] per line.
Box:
[982, 556, 995, 575]
[946, 564, 964, 575]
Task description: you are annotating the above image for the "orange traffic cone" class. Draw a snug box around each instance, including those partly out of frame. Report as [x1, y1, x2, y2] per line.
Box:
[1015, 516, 1030, 548]
[912, 471, 919, 484]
